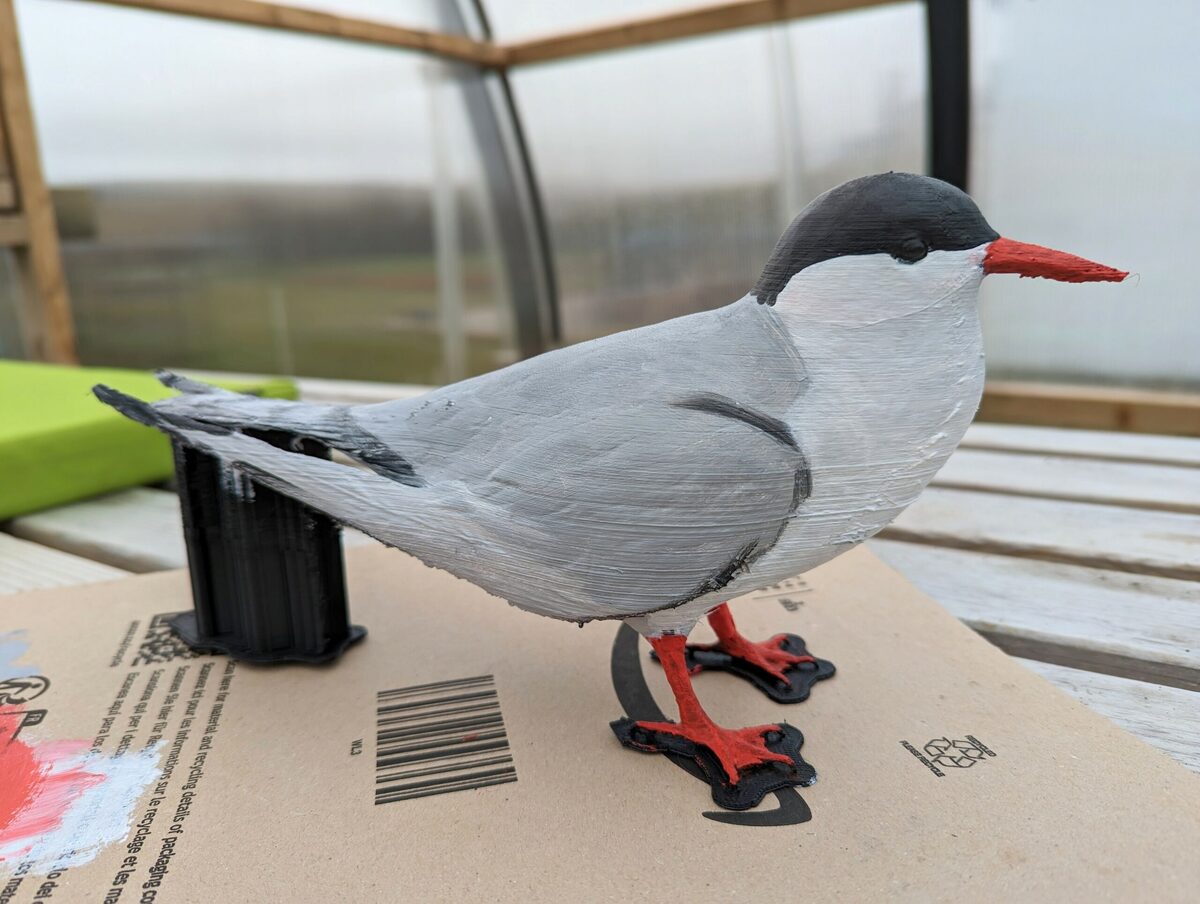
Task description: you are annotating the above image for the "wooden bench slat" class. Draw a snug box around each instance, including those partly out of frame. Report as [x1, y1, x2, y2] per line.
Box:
[0, 532, 128, 594]
[884, 487, 1200, 582]
[1019, 659, 1200, 773]
[962, 422, 1200, 468]
[7, 487, 188, 572]
[872, 540, 1200, 691]
[176, 370, 427, 406]
[8, 487, 380, 574]
[934, 448, 1200, 514]
[293, 376, 428, 405]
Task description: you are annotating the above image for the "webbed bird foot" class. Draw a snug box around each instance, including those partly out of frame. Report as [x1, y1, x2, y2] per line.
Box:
[626, 717, 792, 784]
[693, 630, 814, 684]
[612, 632, 816, 809]
[657, 603, 836, 704]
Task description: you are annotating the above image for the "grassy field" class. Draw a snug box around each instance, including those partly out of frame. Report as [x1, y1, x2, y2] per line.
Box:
[43, 178, 786, 384]
[67, 250, 511, 384]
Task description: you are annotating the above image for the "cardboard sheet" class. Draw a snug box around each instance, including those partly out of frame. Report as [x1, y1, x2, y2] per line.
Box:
[2, 545, 1197, 902]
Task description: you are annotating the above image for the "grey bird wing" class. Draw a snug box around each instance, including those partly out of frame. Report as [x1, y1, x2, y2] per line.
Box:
[96, 299, 810, 623]
[449, 388, 810, 621]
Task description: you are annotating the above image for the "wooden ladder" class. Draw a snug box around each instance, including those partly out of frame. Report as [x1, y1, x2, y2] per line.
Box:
[0, 0, 76, 363]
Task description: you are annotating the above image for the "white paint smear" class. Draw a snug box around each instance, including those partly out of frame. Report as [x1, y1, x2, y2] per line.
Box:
[16, 744, 163, 873]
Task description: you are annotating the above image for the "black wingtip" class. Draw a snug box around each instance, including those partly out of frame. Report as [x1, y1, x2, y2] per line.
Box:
[154, 369, 184, 388]
[93, 384, 163, 429]
[155, 369, 228, 395]
[94, 383, 233, 438]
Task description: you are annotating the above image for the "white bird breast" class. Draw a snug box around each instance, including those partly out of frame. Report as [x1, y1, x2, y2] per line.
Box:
[635, 246, 990, 634]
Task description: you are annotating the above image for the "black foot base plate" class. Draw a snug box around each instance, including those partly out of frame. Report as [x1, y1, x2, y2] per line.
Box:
[610, 719, 816, 811]
[661, 633, 835, 704]
[169, 612, 367, 665]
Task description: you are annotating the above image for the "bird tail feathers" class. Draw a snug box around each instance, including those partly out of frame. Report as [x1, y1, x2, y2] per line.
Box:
[96, 373, 422, 488]
[92, 382, 424, 550]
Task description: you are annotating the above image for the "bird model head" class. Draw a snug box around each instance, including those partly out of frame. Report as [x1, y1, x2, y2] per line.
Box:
[752, 172, 1128, 325]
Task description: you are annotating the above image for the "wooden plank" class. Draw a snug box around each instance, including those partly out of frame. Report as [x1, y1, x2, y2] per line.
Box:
[1018, 659, 1200, 773]
[0, 100, 10, 209]
[504, 0, 897, 66]
[0, 531, 128, 594]
[293, 376, 429, 405]
[881, 486, 1200, 582]
[167, 371, 430, 405]
[0, 212, 27, 245]
[90, 0, 503, 65]
[961, 422, 1200, 469]
[872, 540, 1200, 691]
[980, 380, 1200, 438]
[933, 447, 1200, 514]
[7, 486, 379, 573]
[0, 0, 77, 363]
[7, 488, 187, 572]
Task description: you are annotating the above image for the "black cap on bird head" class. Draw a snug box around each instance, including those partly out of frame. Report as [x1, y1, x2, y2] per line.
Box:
[752, 173, 999, 305]
[753, 172, 1128, 305]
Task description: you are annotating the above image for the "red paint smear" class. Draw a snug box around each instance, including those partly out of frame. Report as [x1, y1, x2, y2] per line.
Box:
[0, 706, 105, 862]
[984, 237, 1128, 283]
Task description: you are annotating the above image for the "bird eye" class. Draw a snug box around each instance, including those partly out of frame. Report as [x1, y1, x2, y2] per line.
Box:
[893, 237, 928, 264]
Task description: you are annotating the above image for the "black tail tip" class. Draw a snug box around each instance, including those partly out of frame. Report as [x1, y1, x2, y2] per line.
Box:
[93, 384, 161, 428]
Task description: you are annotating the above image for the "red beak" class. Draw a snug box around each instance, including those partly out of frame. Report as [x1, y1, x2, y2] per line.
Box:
[983, 237, 1128, 283]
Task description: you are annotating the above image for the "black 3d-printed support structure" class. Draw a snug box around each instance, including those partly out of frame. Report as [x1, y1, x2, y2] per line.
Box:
[168, 430, 366, 664]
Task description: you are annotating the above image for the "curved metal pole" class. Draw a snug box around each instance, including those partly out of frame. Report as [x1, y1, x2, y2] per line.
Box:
[438, 0, 560, 357]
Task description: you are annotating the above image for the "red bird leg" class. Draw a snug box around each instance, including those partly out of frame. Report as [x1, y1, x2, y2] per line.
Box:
[704, 603, 814, 683]
[633, 634, 793, 784]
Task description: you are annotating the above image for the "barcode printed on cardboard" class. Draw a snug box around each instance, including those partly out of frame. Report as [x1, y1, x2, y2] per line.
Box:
[130, 612, 201, 666]
[375, 674, 516, 805]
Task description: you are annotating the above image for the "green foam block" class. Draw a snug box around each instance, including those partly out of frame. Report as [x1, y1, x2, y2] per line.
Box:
[0, 362, 296, 520]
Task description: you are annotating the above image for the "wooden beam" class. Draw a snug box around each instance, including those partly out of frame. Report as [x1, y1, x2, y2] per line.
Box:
[503, 0, 898, 67]
[0, 0, 77, 363]
[42, 0, 903, 72]
[91, 0, 504, 66]
[0, 57, 16, 210]
[980, 380, 1200, 438]
[0, 115, 13, 209]
[0, 212, 27, 245]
